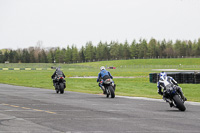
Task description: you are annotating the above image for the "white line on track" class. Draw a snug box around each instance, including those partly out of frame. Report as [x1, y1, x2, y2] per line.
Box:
[116, 95, 200, 106]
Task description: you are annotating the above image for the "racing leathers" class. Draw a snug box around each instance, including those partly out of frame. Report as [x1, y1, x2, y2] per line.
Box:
[97, 69, 114, 92]
[51, 68, 65, 87]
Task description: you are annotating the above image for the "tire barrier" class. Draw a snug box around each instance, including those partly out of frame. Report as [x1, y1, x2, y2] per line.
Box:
[149, 72, 200, 84]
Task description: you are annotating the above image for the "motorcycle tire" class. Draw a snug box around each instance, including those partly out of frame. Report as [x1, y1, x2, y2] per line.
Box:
[106, 88, 109, 98]
[108, 86, 115, 98]
[59, 83, 64, 94]
[55, 85, 59, 94]
[173, 95, 186, 111]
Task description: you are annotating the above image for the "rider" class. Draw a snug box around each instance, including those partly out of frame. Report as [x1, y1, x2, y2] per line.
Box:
[157, 71, 187, 107]
[51, 67, 66, 87]
[97, 66, 115, 93]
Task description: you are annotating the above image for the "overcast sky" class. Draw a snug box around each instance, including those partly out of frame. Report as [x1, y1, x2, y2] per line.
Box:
[0, 0, 200, 49]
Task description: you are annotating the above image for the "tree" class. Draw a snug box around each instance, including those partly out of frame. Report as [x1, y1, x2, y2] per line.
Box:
[0, 50, 4, 63]
[110, 41, 120, 60]
[123, 40, 130, 59]
[65, 45, 72, 63]
[118, 43, 124, 59]
[40, 49, 48, 63]
[96, 41, 104, 61]
[72, 45, 79, 63]
[29, 47, 36, 63]
[174, 40, 182, 57]
[47, 49, 55, 63]
[138, 39, 148, 58]
[55, 48, 65, 63]
[8, 50, 14, 63]
[102, 42, 110, 61]
[195, 38, 200, 56]
[79, 46, 85, 62]
[186, 40, 193, 57]
[148, 38, 158, 58]
[21, 49, 30, 63]
[130, 40, 138, 59]
[85, 42, 95, 62]
[164, 40, 174, 58]
[159, 39, 167, 58]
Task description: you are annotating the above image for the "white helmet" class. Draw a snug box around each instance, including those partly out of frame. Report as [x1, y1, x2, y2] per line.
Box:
[100, 66, 105, 71]
[159, 71, 167, 80]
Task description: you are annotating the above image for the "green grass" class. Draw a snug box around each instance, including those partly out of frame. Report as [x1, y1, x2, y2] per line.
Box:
[1, 58, 200, 69]
[0, 58, 200, 102]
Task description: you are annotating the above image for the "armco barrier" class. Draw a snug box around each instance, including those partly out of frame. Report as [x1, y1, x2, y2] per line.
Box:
[149, 72, 200, 84]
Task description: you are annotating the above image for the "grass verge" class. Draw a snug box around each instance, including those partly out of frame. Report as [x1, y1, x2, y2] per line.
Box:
[0, 70, 199, 102]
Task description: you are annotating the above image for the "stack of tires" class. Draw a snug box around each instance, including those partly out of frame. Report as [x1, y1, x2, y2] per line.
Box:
[149, 72, 200, 84]
[149, 73, 158, 83]
[195, 73, 200, 83]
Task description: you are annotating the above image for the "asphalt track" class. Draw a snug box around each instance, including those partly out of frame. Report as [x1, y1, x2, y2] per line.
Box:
[0, 84, 200, 133]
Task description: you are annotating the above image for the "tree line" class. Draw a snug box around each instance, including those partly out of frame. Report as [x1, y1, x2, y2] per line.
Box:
[0, 38, 200, 63]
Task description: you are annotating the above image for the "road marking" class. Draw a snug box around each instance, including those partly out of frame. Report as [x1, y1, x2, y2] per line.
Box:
[2, 103, 10, 106]
[21, 107, 31, 109]
[1, 103, 56, 114]
[45, 111, 56, 114]
[33, 109, 43, 112]
[116, 96, 200, 106]
[10, 105, 19, 108]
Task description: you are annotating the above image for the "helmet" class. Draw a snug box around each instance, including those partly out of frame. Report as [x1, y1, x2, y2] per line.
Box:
[56, 67, 61, 71]
[100, 66, 105, 71]
[159, 71, 167, 80]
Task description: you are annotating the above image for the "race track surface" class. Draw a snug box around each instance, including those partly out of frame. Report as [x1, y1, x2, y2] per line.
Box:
[0, 84, 200, 133]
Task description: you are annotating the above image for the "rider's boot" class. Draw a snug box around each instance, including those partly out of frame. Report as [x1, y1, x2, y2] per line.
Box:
[182, 96, 187, 101]
[114, 84, 116, 91]
[177, 86, 187, 101]
[101, 86, 106, 94]
[163, 97, 173, 107]
[180, 93, 187, 102]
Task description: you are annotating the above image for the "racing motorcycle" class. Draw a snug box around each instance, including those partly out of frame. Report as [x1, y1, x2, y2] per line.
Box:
[54, 75, 66, 94]
[161, 79, 186, 111]
[101, 78, 115, 98]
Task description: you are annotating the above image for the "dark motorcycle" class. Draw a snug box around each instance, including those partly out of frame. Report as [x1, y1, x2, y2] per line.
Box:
[102, 78, 115, 98]
[54, 75, 66, 94]
[164, 84, 186, 111]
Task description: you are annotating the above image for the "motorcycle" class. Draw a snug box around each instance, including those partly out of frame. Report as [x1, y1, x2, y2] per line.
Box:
[54, 75, 66, 94]
[163, 84, 186, 111]
[101, 78, 115, 98]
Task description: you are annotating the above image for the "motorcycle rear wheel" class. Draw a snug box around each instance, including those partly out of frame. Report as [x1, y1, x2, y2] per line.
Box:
[59, 83, 64, 94]
[55, 85, 59, 93]
[108, 86, 115, 98]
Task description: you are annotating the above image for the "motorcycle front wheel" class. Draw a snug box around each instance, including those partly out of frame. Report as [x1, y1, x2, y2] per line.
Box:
[173, 95, 186, 111]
